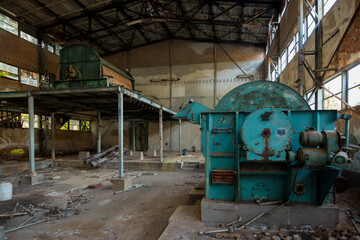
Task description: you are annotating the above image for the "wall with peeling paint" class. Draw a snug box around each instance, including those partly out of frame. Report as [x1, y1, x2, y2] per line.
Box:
[105, 39, 265, 151]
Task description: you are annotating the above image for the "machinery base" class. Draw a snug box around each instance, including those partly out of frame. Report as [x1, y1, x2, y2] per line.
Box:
[201, 198, 339, 228]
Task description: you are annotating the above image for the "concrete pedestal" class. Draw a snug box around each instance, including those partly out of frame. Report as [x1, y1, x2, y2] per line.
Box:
[78, 151, 90, 160]
[0, 226, 4, 240]
[146, 149, 157, 157]
[111, 177, 132, 191]
[201, 198, 339, 228]
[132, 151, 144, 160]
[20, 173, 44, 185]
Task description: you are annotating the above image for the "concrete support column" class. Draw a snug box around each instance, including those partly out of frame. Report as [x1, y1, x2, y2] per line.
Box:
[118, 88, 124, 177]
[132, 121, 136, 151]
[159, 108, 163, 162]
[179, 119, 182, 156]
[51, 112, 55, 161]
[97, 111, 101, 153]
[341, 71, 348, 110]
[28, 95, 35, 173]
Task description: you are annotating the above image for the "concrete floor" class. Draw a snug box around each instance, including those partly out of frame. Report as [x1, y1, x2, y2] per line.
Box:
[0, 167, 204, 240]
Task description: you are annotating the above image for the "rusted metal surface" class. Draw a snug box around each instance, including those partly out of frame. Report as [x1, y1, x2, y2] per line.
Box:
[212, 170, 236, 184]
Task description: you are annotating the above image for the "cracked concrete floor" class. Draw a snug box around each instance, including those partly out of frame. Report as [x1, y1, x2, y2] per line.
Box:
[0, 167, 204, 240]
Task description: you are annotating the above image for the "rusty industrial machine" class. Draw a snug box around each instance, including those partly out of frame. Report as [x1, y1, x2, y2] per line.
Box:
[53, 44, 134, 90]
[174, 81, 353, 227]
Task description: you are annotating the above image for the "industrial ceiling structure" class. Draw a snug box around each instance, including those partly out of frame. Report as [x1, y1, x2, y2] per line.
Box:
[0, 0, 280, 56]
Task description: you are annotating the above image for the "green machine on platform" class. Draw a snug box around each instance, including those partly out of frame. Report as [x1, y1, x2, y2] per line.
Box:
[54, 44, 135, 90]
[174, 81, 352, 205]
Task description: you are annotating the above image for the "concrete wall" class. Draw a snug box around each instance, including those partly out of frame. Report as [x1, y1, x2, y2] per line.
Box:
[105, 39, 265, 151]
[0, 128, 93, 153]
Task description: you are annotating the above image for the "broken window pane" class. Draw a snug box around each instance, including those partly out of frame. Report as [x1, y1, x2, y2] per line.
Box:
[0, 61, 18, 80]
[20, 69, 39, 87]
[69, 119, 80, 131]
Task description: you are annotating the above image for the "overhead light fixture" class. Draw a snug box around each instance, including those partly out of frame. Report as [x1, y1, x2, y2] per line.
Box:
[126, 19, 143, 26]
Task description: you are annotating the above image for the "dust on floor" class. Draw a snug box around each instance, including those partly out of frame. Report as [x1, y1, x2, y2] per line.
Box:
[0, 167, 204, 240]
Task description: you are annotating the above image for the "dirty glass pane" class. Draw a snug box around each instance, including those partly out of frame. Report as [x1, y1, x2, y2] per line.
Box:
[20, 31, 38, 45]
[0, 13, 18, 35]
[324, 75, 342, 98]
[348, 87, 360, 107]
[0, 62, 18, 80]
[20, 69, 39, 87]
[324, 94, 341, 110]
[348, 64, 360, 89]
[69, 120, 80, 131]
[281, 51, 287, 72]
[47, 45, 54, 53]
[324, 0, 337, 15]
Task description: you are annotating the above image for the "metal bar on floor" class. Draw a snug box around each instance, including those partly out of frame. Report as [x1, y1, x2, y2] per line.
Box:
[179, 119, 182, 156]
[51, 112, 55, 161]
[159, 107, 163, 162]
[28, 94, 35, 173]
[97, 111, 101, 153]
[118, 87, 124, 177]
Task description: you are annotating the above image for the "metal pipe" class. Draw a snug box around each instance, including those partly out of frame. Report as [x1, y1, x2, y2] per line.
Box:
[159, 108, 163, 162]
[345, 118, 350, 148]
[97, 111, 101, 153]
[179, 119, 182, 156]
[298, 0, 305, 95]
[28, 95, 35, 173]
[118, 88, 124, 177]
[169, 39, 173, 151]
[132, 121, 136, 151]
[51, 112, 55, 161]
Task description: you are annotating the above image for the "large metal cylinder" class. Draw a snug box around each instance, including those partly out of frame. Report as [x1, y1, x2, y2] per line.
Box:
[299, 131, 323, 147]
[297, 148, 327, 167]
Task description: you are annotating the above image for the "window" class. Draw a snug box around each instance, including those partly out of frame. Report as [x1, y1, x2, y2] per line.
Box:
[323, 75, 342, 110]
[69, 120, 80, 131]
[280, 51, 287, 72]
[20, 69, 39, 87]
[287, 35, 297, 63]
[55, 45, 63, 55]
[80, 120, 91, 131]
[0, 62, 18, 80]
[20, 31, 38, 45]
[324, 0, 337, 16]
[306, 91, 316, 110]
[306, 13, 315, 38]
[47, 45, 54, 53]
[0, 13, 18, 35]
[21, 114, 40, 128]
[348, 64, 360, 107]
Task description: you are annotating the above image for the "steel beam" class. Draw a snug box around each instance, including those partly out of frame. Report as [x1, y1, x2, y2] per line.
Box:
[51, 112, 55, 161]
[97, 111, 101, 153]
[159, 108, 163, 162]
[179, 119, 182, 156]
[118, 88, 124, 177]
[28, 95, 35, 173]
[132, 121, 136, 151]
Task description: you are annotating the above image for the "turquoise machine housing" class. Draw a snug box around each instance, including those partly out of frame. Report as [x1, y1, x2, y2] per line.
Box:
[174, 81, 352, 205]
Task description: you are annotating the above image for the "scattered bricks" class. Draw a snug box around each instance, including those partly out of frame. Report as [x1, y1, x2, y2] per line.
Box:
[146, 149, 157, 157]
[79, 151, 90, 160]
[111, 177, 132, 191]
[20, 173, 44, 185]
[132, 151, 144, 160]
[87, 183, 103, 189]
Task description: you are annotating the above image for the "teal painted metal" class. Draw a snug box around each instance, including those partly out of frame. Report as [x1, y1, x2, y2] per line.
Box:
[214, 81, 310, 112]
[173, 101, 211, 124]
[174, 81, 352, 205]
